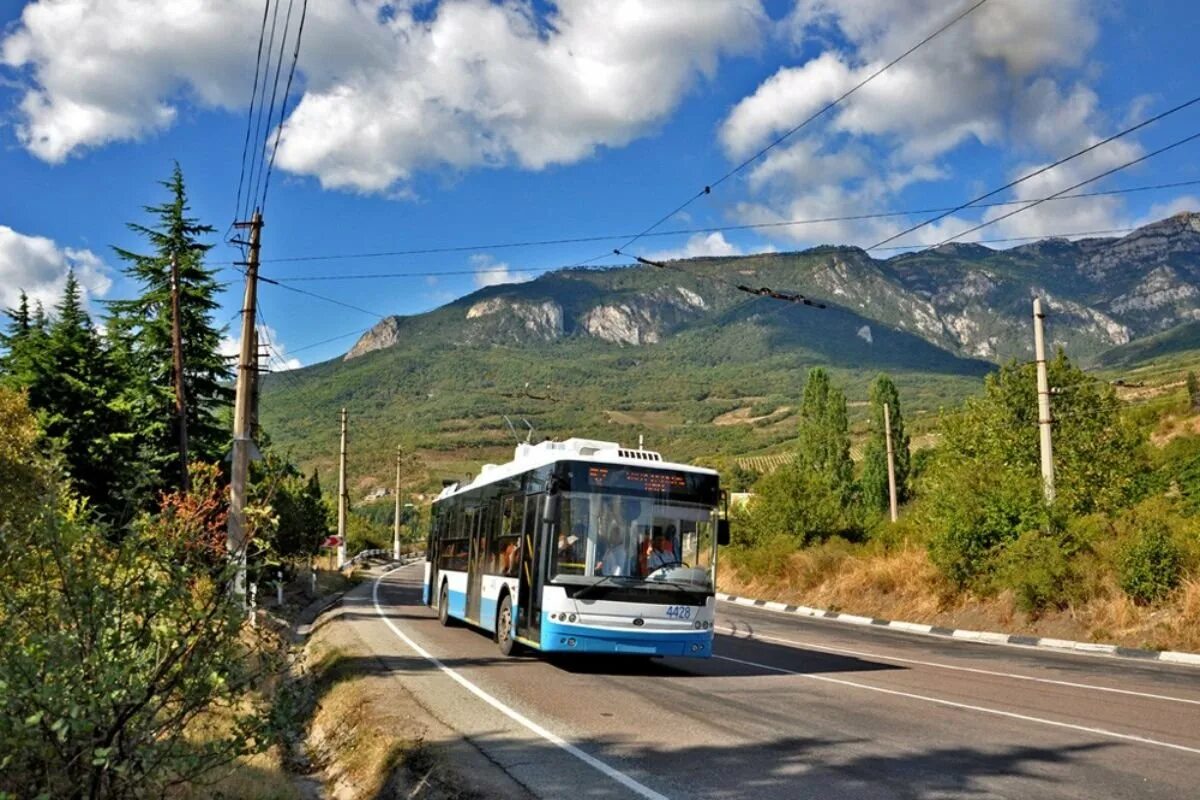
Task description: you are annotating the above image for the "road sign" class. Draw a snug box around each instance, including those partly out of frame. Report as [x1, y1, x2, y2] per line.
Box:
[321, 535, 343, 549]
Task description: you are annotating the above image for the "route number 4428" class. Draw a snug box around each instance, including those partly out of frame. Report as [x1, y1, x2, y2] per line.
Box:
[665, 605, 692, 620]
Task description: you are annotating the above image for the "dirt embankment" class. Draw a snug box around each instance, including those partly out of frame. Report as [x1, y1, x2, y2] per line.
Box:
[286, 591, 532, 800]
[720, 546, 1200, 653]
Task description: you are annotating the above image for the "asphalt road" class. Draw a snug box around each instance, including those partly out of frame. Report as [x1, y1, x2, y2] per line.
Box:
[347, 563, 1200, 799]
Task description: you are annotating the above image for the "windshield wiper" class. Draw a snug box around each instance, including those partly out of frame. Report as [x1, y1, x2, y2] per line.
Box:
[572, 573, 635, 600]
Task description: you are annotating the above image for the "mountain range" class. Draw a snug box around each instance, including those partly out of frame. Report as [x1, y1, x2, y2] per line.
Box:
[260, 212, 1200, 494]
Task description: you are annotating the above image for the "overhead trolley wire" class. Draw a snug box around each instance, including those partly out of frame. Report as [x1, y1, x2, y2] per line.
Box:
[929, 128, 1200, 250]
[592, 0, 990, 263]
[868, 92, 1200, 251]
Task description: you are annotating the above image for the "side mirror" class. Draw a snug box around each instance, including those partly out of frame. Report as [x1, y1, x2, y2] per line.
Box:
[717, 519, 731, 546]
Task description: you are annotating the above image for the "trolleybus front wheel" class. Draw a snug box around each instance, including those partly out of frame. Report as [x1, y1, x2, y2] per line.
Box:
[496, 594, 517, 656]
[438, 584, 453, 627]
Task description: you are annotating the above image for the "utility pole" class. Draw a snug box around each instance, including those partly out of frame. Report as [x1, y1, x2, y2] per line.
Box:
[400, 443, 410, 563]
[337, 408, 348, 568]
[228, 210, 263, 599]
[169, 254, 189, 491]
[1033, 298, 1056, 504]
[884, 402, 899, 523]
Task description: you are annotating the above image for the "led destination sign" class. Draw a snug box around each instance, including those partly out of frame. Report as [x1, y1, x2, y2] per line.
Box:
[564, 462, 719, 504]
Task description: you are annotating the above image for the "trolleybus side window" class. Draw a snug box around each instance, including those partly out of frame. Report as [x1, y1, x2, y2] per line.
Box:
[490, 495, 520, 577]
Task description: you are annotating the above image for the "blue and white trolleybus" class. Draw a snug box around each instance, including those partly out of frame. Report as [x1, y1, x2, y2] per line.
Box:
[422, 438, 730, 657]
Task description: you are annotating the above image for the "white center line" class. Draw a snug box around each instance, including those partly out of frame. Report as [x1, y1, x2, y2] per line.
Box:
[720, 625, 1200, 706]
[371, 569, 670, 800]
[713, 653, 1200, 756]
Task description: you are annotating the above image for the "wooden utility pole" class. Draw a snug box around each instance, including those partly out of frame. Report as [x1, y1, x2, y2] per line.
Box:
[400, 443, 410, 563]
[337, 408, 348, 568]
[1033, 298, 1056, 504]
[228, 210, 263, 598]
[884, 402, 899, 523]
[169, 254, 189, 491]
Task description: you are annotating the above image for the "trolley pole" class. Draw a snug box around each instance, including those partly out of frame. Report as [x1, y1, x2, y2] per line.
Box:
[1033, 298, 1056, 504]
[228, 210, 263, 599]
[337, 408, 348, 568]
[884, 402, 899, 523]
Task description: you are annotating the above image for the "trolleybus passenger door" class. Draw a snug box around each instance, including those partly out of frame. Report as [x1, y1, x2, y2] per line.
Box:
[427, 506, 439, 607]
[467, 505, 487, 622]
[517, 493, 543, 644]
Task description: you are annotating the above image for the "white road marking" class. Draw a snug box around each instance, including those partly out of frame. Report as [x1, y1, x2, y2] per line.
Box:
[720, 623, 1200, 707]
[371, 570, 670, 800]
[713, 654, 1200, 756]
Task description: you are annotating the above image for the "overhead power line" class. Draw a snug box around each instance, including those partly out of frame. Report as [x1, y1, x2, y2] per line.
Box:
[260, 224, 1149, 283]
[261, 0, 309, 214]
[231, 0, 272, 239]
[242, 0, 284, 225]
[241, 179, 1199, 266]
[869, 92, 1200, 250]
[254, 0, 297, 215]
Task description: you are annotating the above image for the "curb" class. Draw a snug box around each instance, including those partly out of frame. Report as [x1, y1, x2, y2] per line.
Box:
[715, 592, 1200, 667]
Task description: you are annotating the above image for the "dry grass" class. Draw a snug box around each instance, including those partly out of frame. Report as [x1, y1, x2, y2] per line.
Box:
[721, 547, 1200, 653]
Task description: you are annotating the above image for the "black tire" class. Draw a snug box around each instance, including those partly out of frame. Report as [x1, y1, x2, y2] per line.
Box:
[496, 594, 517, 656]
[438, 583, 453, 627]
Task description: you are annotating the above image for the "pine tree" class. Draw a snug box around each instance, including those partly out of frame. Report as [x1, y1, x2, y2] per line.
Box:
[32, 274, 136, 516]
[795, 367, 854, 495]
[0, 291, 33, 383]
[107, 163, 231, 493]
[1187, 371, 1200, 412]
[860, 374, 912, 512]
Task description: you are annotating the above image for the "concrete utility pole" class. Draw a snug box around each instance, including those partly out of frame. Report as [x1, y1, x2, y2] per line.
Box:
[337, 408, 348, 568]
[228, 210, 263, 599]
[169, 254, 189, 491]
[400, 443, 410, 563]
[884, 402, 899, 523]
[1033, 298, 1056, 504]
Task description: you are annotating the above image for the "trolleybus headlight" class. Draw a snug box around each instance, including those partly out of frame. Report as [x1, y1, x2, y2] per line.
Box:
[694, 621, 703, 629]
[568, 613, 577, 623]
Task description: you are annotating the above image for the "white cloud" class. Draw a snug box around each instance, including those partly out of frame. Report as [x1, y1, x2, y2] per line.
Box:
[470, 253, 533, 288]
[3, 0, 765, 191]
[220, 323, 301, 371]
[644, 232, 744, 261]
[718, 1, 1166, 251]
[0, 225, 112, 311]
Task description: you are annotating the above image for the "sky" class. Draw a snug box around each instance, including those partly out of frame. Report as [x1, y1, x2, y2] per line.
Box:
[2, 0, 1199, 370]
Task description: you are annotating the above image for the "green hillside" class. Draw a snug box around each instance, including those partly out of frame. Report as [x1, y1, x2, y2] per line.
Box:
[260, 296, 988, 497]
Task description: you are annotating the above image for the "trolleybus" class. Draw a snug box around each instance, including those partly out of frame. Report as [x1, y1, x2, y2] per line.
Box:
[422, 438, 730, 657]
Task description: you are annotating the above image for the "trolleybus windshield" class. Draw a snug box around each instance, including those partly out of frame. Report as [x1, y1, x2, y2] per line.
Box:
[551, 463, 719, 591]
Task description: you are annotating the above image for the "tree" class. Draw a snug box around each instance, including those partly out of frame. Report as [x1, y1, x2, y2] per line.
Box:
[107, 164, 230, 494]
[795, 367, 854, 497]
[925, 353, 1145, 586]
[1188, 371, 1200, 412]
[860, 374, 911, 513]
[0, 389, 287, 798]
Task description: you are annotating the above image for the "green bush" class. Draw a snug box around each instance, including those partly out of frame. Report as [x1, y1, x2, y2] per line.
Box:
[1118, 521, 1183, 604]
[996, 526, 1086, 614]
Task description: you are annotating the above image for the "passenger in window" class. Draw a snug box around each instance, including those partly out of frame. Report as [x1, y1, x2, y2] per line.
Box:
[557, 524, 584, 571]
[597, 523, 628, 576]
[500, 539, 519, 576]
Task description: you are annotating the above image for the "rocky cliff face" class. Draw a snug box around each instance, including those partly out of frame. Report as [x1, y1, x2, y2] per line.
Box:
[343, 211, 1200, 364]
[344, 316, 404, 360]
